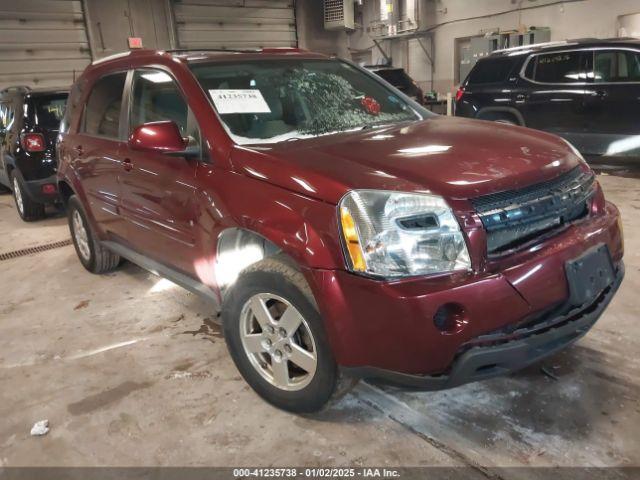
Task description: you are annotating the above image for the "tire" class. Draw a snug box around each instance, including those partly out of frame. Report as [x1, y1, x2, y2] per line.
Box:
[11, 172, 45, 221]
[222, 255, 352, 413]
[67, 195, 120, 274]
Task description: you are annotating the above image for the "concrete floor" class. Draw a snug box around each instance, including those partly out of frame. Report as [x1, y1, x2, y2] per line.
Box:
[0, 171, 638, 475]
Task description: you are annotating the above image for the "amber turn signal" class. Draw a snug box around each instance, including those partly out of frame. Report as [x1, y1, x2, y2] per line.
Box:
[340, 207, 366, 272]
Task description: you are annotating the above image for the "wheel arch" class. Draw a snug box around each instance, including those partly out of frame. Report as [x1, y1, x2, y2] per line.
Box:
[476, 106, 526, 126]
[215, 227, 304, 298]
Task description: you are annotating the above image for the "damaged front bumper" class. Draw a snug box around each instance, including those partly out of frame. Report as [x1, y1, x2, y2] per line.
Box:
[343, 262, 624, 390]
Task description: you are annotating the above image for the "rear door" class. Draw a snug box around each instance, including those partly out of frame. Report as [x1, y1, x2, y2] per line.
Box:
[585, 48, 640, 155]
[119, 68, 200, 275]
[518, 49, 593, 134]
[69, 71, 128, 238]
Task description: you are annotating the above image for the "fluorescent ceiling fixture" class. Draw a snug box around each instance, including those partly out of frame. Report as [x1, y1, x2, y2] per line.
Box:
[141, 72, 172, 83]
[398, 145, 451, 155]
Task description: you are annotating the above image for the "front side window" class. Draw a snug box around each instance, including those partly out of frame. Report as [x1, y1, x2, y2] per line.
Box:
[190, 59, 424, 145]
[595, 50, 640, 83]
[81, 72, 126, 139]
[529, 51, 590, 83]
[130, 69, 201, 152]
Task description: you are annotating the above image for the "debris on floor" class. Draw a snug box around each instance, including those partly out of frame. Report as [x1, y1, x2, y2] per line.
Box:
[30, 420, 49, 436]
[74, 300, 90, 310]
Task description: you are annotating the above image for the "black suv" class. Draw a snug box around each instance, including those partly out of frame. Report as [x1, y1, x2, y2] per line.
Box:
[455, 38, 640, 156]
[0, 87, 68, 220]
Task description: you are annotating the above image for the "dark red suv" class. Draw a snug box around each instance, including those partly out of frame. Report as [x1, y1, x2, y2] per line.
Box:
[57, 49, 624, 413]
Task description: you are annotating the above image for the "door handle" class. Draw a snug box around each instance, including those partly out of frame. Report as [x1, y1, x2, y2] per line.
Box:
[594, 90, 608, 99]
[122, 158, 133, 172]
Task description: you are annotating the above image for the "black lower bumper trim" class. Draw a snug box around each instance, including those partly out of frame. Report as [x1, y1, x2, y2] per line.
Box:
[343, 262, 624, 391]
[22, 174, 59, 204]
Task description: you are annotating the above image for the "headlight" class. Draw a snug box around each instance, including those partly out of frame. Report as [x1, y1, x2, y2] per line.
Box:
[561, 138, 587, 164]
[339, 190, 471, 277]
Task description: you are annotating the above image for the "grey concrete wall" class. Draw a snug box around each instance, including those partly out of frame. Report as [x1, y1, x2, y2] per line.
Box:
[297, 0, 640, 95]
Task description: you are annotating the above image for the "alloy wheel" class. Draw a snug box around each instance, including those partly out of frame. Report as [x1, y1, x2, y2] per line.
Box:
[240, 293, 317, 391]
[72, 210, 91, 262]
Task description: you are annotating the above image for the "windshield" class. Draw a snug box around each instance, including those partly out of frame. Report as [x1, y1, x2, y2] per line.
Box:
[32, 93, 67, 130]
[190, 58, 424, 145]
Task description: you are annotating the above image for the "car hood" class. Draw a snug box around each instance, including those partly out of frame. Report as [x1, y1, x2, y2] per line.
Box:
[230, 116, 583, 205]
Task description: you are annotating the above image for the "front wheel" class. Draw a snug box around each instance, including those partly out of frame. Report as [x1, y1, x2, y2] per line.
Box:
[222, 256, 349, 413]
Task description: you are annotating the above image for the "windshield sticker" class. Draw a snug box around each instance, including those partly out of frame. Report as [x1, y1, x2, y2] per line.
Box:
[209, 89, 271, 114]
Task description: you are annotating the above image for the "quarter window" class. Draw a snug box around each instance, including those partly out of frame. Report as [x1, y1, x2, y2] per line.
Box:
[595, 50, 640, 83]
[530, 51, 589, 83]
[81, 72, 126, 138]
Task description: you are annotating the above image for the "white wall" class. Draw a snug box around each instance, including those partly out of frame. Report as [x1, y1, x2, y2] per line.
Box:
[297, 0, 640, 95]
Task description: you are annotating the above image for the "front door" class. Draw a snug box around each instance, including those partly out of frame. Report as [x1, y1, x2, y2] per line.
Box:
[119, 68, 200, 275]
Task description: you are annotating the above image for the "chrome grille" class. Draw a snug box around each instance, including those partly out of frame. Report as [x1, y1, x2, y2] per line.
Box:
[471, 166, 595, 254]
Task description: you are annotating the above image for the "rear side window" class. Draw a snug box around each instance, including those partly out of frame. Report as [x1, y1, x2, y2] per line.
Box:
[529, 51, 588, 83]
[81, 72, 126, 139]
[32, 94, 67, 130]
[595, 50, 640, 83]
[467, 58, 515, 84]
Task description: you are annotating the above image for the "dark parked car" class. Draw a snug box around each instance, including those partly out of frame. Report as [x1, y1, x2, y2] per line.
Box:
[455, 38, 640, 156]
[58, 49, 623, 413]
[366, 65, 425, 104]
[0, 86, 68, 220]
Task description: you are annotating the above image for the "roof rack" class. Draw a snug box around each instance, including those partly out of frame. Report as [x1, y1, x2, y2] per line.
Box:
[493, 40, 570, 54]
[166, 47, 305, 55]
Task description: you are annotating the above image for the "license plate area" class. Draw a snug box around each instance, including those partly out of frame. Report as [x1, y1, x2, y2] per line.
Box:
[565, 244, 614, 307]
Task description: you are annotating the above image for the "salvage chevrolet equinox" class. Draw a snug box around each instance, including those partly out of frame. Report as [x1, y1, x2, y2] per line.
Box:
[57, 49, 624, 413]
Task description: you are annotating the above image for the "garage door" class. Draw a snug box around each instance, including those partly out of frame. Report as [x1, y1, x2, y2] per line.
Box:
[173, 0, 297, 50]
[0, 0, 91, 91]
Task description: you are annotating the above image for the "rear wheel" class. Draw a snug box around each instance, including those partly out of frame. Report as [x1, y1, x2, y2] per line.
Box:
[11, 173, 45, 221]
[222, 256, 353, 413]
[68, 195, 120, 274]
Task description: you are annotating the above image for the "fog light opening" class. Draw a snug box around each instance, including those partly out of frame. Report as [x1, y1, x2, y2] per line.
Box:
[433, 303, 468, 334]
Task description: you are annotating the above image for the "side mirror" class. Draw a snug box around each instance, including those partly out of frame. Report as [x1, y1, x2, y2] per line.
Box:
[128, 121, 187, 154]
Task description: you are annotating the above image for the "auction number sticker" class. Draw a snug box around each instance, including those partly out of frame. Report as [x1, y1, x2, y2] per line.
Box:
[209, 89, 271, 114]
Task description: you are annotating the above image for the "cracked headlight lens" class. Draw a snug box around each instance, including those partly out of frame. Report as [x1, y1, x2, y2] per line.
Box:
[339, 190, 471, 277]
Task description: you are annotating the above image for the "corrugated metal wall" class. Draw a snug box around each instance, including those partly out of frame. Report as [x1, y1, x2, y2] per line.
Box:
[0, 0, 91, 90]
[173, 0, 297, 50]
